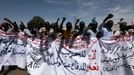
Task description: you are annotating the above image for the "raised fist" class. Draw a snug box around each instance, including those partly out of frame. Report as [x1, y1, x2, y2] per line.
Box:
[4, 18, 9, 21]
[107, 13, 113, 19]
[103, 13, 114, 22]
[57, 18, 60, 21]
[62, 17, 66, 21]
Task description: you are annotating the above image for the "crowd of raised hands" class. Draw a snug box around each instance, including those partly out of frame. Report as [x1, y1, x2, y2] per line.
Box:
[0, 13, 134, 41]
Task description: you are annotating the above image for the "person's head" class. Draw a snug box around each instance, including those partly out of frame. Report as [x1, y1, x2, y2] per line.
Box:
[38, 21, 51, 36]
[120, 18, 124, 22]
[88, 19, 98, 32]
[0, 22, 11, 32]
[30, 28, 37, 37]
[88, 23, 98, 33]
[120, 22, 127, 31]
[39, 27, 47, 35]
[44, 21, 50, 32]
[20, 23, 26, 32]
[50, 23, 54, 28]
[45, 21, 50, 27]
[79, 21, 85, 30]
[66, 22, 72, 31]
[51, 22, 58, 31]
[105, 20, 113, 29]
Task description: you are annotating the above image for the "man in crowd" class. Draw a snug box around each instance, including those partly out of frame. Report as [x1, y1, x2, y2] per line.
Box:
[97, 13, 114, 38]
[87, 17, 98, 38]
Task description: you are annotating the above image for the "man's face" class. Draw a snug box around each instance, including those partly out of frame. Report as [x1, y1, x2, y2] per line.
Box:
[92, 24, 98, 30]
[39, 27, 46, 33]
[107, 20, 113, 28]
[120, 23, 127, 30]
[66, 22, 72, 31]
[66, 25, 72, 31]
[3, 24, 10, 32]
[79, 21, 85, 29]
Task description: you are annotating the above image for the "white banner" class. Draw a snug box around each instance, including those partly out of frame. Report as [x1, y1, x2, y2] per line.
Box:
[26, 38, 44, 75]
[0, 32, 26, 71]
[26, 36, 102, 75]
[1, 33, 134, 75]
[99, 35, 134, 75]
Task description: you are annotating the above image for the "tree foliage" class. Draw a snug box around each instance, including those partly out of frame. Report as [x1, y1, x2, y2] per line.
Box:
[27, 16, 45, 30]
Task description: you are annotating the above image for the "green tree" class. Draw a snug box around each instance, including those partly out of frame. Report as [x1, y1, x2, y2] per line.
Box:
[27, 16, 45, 30]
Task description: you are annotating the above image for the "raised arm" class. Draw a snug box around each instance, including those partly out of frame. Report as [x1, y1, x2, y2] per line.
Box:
[4, 18, 16, 26]
[4, 18, 20, 32]
[59, 17, 66, 32]
[74, 19, 80, 29]
[3, 18, 14, 31]
[4, 18, 18, 29]
[98, 13, 113, 32]
[56, 18, 60, 24]
[55, 18, 60, 30]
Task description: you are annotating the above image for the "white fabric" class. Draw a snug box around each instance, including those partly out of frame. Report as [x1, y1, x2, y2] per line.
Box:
[87, 30, 96, 38]
[102, 28, 113, 38]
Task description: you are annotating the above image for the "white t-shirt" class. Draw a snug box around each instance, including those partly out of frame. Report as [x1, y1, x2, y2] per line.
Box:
[87, 29, 96, 38]
[102, 28, 113, 38]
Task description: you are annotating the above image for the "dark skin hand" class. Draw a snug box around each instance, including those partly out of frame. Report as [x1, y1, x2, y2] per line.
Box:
[103, 13, 113, 23]
[74, 19, 80, 29]
[60, 17, 66, 32]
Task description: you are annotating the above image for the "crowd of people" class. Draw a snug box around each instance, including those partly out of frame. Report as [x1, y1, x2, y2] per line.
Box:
[0, 13, 134, 75]
[1, 14, 134, 41]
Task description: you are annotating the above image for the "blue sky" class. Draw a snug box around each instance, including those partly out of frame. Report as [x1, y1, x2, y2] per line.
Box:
[0, 0, 134, 25]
